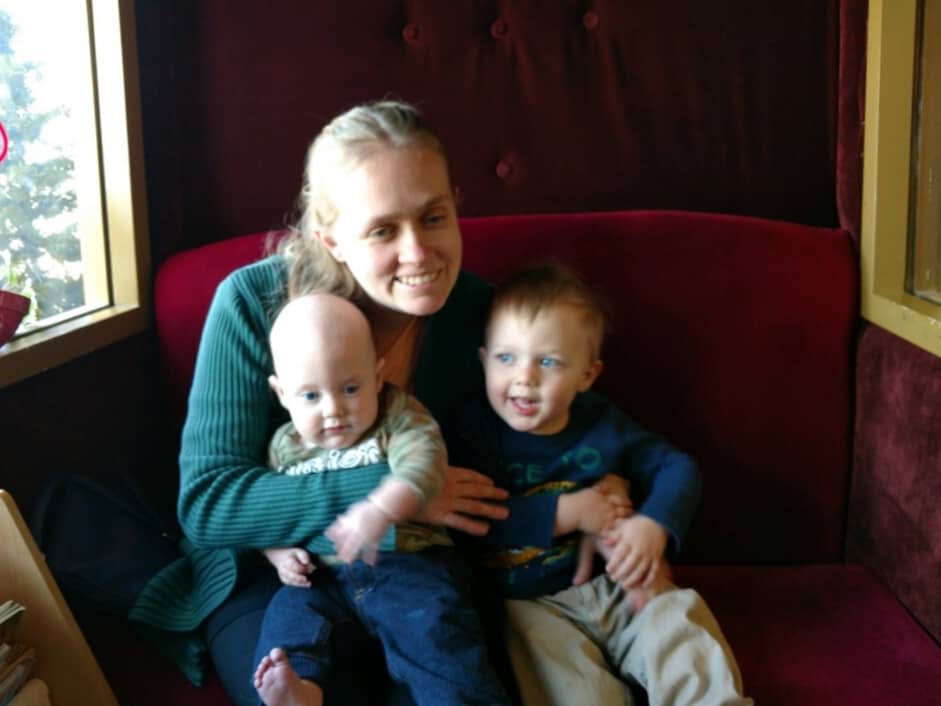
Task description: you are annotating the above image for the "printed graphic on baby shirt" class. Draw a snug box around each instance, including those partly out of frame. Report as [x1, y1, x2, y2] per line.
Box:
[281, 437, 383, 475]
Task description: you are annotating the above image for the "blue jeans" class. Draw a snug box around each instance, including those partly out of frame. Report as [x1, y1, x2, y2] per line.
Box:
[255, 547, 511, 706]
[206, 566, 405, 706]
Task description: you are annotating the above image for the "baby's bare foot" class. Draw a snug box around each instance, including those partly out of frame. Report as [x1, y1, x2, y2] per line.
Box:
[254, 648, 323, 706]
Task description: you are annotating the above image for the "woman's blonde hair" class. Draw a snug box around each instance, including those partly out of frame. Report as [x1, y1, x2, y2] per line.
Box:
[276, 100, 448, 300]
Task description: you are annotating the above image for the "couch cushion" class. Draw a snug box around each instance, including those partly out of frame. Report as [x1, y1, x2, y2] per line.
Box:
[676, 564, 941, 706]
[79, 565, 941, 706]
[155, 232, 275, 429]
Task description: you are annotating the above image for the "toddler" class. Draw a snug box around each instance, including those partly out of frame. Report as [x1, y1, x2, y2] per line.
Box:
[452, 265, 752, 706]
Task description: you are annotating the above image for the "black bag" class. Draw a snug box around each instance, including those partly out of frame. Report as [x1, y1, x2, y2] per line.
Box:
[28, 472, 182, 616]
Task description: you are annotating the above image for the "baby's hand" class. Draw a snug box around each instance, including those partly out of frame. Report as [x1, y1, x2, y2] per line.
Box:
[262, 547, 315, 587]
[325, 500, 391, 565]
[601, 514, 668, 589]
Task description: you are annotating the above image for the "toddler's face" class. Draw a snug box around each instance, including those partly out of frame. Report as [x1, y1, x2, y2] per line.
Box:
[481, 304, 602, 435]
[274, 339, 382, 450]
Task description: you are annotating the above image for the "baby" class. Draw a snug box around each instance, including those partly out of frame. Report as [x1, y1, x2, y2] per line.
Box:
[254, 292, 509, 706]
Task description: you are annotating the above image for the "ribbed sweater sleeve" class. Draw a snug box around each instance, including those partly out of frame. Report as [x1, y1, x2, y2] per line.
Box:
[177, 257, 388, 551]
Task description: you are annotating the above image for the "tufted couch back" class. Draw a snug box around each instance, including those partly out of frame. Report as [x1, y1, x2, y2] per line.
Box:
[144, 1, 840, 261]
[155, 210, 856, 566]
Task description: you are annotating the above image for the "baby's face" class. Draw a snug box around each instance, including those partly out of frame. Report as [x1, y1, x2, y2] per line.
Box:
[480, 304, 602, 435]
[274, 340, 382, 450]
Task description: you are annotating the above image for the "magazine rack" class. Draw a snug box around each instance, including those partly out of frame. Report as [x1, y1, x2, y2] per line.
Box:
[0, 490, 117, 706]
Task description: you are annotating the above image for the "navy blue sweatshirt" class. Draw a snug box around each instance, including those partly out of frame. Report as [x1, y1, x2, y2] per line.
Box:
[452, 390, 701, 599]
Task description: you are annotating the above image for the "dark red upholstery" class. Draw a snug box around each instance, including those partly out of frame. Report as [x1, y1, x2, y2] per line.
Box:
[460, 211, 856, 564]
[155, 232, 276, 427]
[133, 211, 941, 706]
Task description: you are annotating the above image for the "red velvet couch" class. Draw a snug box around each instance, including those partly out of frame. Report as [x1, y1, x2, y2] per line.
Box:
[76, 209, 941, 706]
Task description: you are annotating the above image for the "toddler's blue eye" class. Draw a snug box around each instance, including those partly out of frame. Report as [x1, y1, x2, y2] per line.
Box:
[540, 357, 559, 368]
[496, 353, 513, 364]
[302, 391, 320, 402]
[344, 384, 359, 395]
[368, 226, 392, 239]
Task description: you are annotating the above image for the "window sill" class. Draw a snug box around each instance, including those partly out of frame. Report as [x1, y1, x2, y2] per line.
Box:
[0, 304, 150, 387]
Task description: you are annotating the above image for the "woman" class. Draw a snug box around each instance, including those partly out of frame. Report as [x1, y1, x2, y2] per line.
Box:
[159, 101, 509, 705]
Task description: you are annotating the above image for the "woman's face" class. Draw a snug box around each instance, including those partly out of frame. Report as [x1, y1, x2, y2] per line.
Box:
[318, 145, 462, 319]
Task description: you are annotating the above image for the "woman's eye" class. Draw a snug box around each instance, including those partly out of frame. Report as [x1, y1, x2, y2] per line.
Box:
[368, 226, 392, 239]
[496, 353, 513, 364]
[540, 357, 559, 368]
[302, 391, 320, 402]
[344, 384, 359, 395]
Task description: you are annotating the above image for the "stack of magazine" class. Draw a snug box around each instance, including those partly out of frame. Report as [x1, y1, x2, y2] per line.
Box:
[0, 601, 36, 706]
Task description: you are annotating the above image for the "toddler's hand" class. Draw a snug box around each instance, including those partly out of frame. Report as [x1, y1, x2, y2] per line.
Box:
[571, 474, 635, 585]
[593, 474, 633, 513]
[262, 547, 315, 587]
[325, 500, 391, 565]
[572, 533, 606, 586]
[601, 514, 668, 589]
[577, 485, 632, 535]
[626, 560, 673, 612]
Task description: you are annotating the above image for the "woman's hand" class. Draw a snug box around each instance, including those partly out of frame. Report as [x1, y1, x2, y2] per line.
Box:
[414, 465, 509, 536]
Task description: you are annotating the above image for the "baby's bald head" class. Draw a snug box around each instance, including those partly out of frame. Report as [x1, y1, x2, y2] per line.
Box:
[269, 292, 377, 378]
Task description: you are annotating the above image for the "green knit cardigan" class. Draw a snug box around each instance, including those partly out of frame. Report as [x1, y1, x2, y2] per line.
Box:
[130, 255, 491, 684]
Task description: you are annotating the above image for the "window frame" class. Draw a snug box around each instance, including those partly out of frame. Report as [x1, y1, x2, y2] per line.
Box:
[861, 0, 941, 358]
[0, 0, 150, 387]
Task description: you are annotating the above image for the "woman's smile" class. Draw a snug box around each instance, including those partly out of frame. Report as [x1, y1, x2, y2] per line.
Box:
[396, 270, 442, 287]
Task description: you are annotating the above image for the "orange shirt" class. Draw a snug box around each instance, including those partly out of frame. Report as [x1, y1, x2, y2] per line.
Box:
[377, 316, 423, 391]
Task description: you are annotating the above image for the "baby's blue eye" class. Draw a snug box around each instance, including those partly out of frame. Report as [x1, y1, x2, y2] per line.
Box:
[302, 391, 320, 402]
[343, 384, 359, 395]
[496, 353, 513, 364]
[424, 212, 446, 226]
[540, 357, 559, 368]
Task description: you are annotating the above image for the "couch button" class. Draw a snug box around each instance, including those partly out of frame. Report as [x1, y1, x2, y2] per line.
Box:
[402, 24, 420, 42]
[495, 160, 514, 179]
[491, 18, 508, 39]
[583, 11, 599, 30]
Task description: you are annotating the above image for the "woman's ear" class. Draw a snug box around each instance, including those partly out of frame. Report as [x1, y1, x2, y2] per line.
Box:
[315, 229, 344, 262]
[578, 359, 604, 392]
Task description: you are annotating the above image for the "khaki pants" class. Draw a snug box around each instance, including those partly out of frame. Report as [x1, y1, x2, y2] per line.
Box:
[506, 577, 752, 706]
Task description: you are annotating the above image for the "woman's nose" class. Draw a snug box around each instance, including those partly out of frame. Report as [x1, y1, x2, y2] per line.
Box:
[399, 225, 429, 262]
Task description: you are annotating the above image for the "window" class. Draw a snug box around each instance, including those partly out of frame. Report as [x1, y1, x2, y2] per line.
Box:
[909, 0, 941, 306]
[862, 0, 941, 358]
[0, 0, 149, 387]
